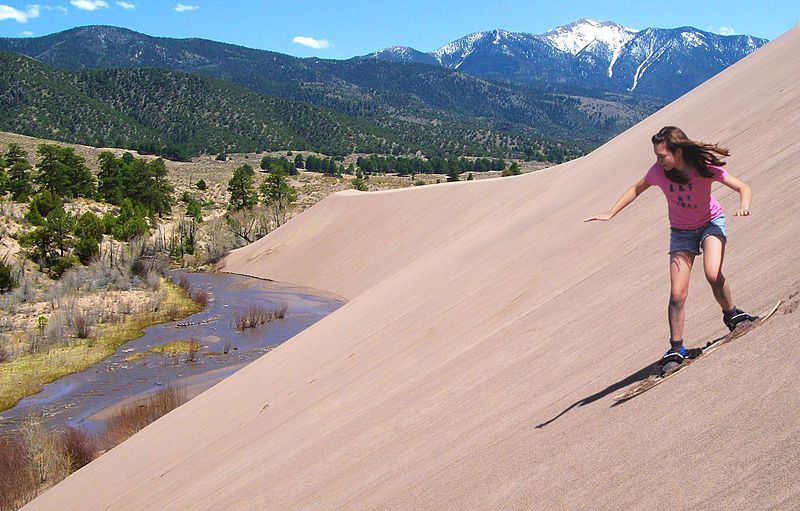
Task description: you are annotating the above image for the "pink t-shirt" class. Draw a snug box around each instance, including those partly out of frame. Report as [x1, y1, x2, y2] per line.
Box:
[644, 163, 728, 230]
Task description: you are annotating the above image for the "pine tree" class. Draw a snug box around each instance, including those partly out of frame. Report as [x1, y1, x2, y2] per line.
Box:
[97, 152, 173, 216]
[260, 167, 297, 227]
[5, 143, 33, 202]
[35, 144, 95, 198]
[227, 164, 258, 211]
[446, 159, 461, 182]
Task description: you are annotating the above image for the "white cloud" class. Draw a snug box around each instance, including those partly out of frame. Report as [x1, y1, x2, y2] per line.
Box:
[175, 3, 199, 12]
[117, 1, 135, 9]
[21, 30, 34, 36]
[70, 0, 110, 10]
[709, 25, 737, 36]
[292, 36, 330, 50]
[56, 6, 68, 13]
[0, 5, 41, 23]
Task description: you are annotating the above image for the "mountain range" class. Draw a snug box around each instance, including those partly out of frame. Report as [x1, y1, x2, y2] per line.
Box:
[0, 24, 664, 160]
[363, 19, 767, 102]
[0, 19, 765, 159]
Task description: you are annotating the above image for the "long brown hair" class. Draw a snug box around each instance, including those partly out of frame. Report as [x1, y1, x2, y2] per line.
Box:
[651, 126, 729, 184]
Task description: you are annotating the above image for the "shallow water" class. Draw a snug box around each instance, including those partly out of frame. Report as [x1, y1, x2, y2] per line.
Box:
[0, 271, 344, 433]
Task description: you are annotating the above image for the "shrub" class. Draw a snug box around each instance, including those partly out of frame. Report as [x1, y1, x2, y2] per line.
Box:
[0, 423, 98, 510]
[177, 275, 191, 292]
[74, 211, 104, 242]
[101, 385, 187, 447]
[190, 288, 209, 307]
[187, 342, 199, 363]
[233, 303, 288, 331]
[71, 311, 93, 339]
[60, 267, 88, 293]
[22, 416, 71, 490]
[0, 259, 18, 293]
[101, 211, 117, 235]
[74, 236, 100, 265]
[145, 270, 161, 291]
[59, 427, 99, 470]
[25, 189, 61, 226]
[50, 254, 80, 278]
[0, 432, 37, 510]
[166, 303, 180, 321]
[196, 179, 207, 190]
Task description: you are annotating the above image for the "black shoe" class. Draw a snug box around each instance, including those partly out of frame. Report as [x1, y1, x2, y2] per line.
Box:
[723, 307, 757, 331]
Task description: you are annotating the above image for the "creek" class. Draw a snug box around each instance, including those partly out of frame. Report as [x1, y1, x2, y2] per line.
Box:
[0, 271, 344, 433]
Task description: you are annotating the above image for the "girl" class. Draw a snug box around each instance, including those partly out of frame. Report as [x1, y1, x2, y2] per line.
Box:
[585, 126, 755, 374]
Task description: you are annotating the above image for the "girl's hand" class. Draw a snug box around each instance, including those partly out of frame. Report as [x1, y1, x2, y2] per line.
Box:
[584, 213, 613, 222]
[734, 207, 752, 217]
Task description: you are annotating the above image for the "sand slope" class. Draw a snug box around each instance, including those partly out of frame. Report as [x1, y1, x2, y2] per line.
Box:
[25, 27, 800, 510]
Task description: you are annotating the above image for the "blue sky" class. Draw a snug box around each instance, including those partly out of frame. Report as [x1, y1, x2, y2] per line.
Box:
[1, 1, 798, 59]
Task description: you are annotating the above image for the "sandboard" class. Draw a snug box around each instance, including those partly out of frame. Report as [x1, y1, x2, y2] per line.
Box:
[613, 300, 782, 402]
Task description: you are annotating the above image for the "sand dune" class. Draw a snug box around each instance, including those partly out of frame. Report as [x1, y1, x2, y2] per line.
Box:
[24, 26, 800, 510]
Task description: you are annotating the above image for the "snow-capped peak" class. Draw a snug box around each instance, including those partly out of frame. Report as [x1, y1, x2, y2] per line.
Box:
[374, 46, 417, 57]
[433, 29, 524, 64]
[544, 18, 638, 56]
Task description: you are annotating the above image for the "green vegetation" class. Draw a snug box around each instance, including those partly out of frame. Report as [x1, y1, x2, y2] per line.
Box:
[34, 144, 95, 198]
[1, 143, 180, 277]
[97, 151, 173, 217]
[355, 154, 507, 176]
[260, 155, 298, 176]
[503, 161, 522, 176]
[149, 339, 202, 356]
[227, 164, 258, 212]
[0, 259, 17, 292]
[0, 280, 200, 412]
[3, 143, 34, 201]
[0, 50, 647, 162]
[351, 168, 368, 191]
[304, 154, 346, 175]
[260, 167, 297, 227]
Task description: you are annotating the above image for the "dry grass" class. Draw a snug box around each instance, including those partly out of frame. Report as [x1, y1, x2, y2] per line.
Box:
[149, 339, 202, 357]
[233, 303, 288, 331]
[0, 279, 201, 411]
[123, 352, 145, 362]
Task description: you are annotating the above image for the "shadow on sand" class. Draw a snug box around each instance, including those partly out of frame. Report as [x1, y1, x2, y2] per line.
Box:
[534, 363, 656, 428]
[535, 333, 731, 428]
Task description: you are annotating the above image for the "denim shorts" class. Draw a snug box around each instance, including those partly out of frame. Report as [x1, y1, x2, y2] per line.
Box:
[669, 215, 727, 255]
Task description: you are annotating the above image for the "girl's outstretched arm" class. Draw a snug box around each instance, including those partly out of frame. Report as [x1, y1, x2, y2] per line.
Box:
[720, 173, 752, 216]
[584, 178, 651, 222]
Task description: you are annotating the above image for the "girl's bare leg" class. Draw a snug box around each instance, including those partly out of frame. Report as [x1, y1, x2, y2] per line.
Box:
[702, 235, 735, 311]
[669, 251, 695, 342]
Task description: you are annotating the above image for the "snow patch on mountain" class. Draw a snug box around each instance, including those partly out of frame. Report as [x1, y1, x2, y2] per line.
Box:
[433, 31, 488, 64]
[375, 46, 416, 58]
[681, 31, 706, 48]
[544, 18, 638, 77]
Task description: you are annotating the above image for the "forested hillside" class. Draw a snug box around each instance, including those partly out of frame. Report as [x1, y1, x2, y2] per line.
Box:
[0, 26, 663, 160]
